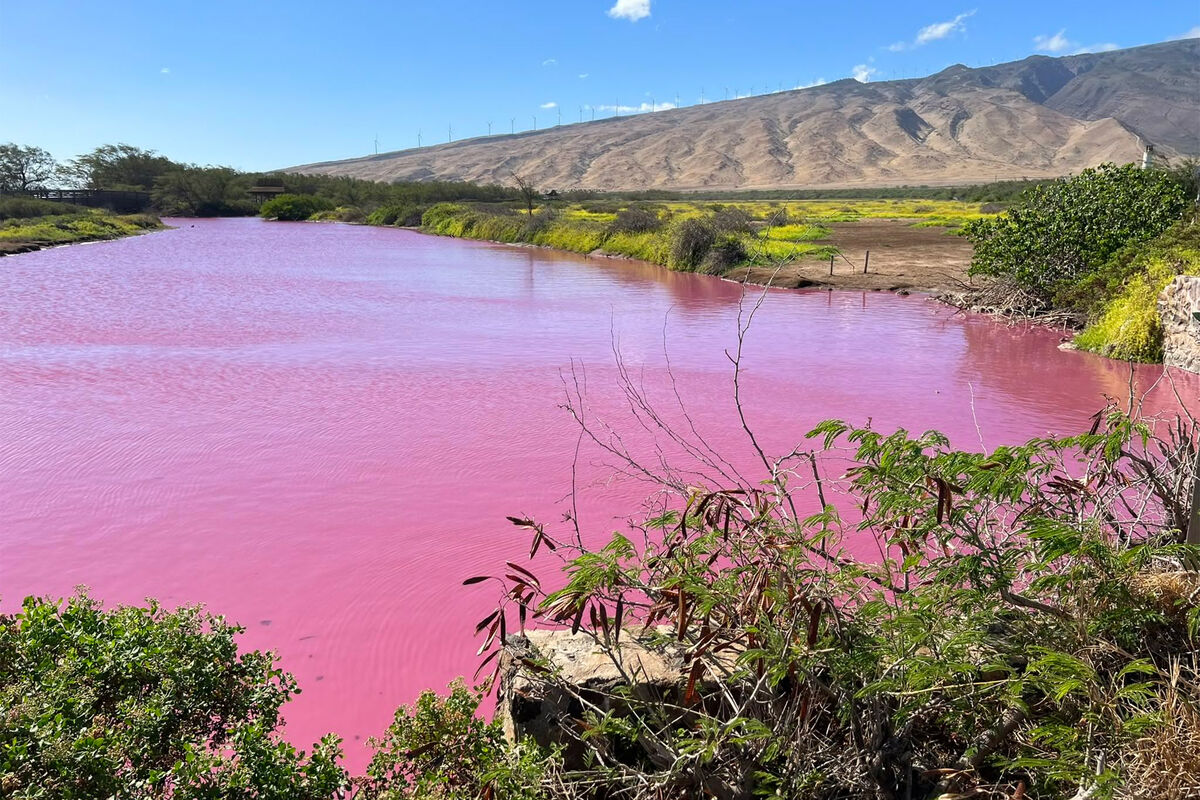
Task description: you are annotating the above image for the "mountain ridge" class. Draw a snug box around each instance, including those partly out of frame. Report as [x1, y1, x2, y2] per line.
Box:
[290, 39, 1200, 191]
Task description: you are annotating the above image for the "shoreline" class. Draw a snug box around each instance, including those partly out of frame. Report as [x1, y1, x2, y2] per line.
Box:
[0, 220, 167, 258]
[409, 217, 974, 296]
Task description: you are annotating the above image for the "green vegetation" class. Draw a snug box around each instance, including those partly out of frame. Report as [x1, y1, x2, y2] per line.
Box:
[0, 594, 347, 799]
[0, 196, 162, 253]
[960, 162, 1197, 361]
[1074, 217, 1200, 361]
[459, 406, 1200, 799]
[6, 408, 1196, 799]
[964, 164, 1188, 305]
[412, 197, 990, 276]
[0, 144, 57, 193]
[260, 193, 335, 221]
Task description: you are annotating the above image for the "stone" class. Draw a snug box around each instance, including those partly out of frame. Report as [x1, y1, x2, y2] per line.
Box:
[496, 628, 737, 766]
[1159, 275, 1200, 373]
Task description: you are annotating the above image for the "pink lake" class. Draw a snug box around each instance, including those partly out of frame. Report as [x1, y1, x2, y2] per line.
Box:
[1, 217, 1195, 767]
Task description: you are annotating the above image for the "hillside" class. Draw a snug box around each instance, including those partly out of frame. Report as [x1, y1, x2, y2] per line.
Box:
[291, 40, 1200, 191]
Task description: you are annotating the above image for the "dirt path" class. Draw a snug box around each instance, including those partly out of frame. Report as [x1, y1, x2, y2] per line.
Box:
[730, 219, 973, 294]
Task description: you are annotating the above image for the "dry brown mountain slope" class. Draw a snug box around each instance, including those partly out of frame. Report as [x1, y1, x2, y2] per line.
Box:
[291, 39, 1200, 191]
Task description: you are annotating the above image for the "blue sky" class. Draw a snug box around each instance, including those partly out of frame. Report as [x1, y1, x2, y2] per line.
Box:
[1, 0, 1196, 172]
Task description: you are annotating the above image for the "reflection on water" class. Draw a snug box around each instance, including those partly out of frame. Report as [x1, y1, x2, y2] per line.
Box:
[1, 217, 1195, 766]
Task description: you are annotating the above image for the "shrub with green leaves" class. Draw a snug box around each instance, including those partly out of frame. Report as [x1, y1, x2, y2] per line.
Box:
[964, 163, 1189, 305]
[0, 594, 348, 799]
[668, 217, 717, 270]
[470, 398, 1200, 799]
[259, 193, 335, 221]
[1073, 215, 1200, 361]
[357, 680, 550, 799]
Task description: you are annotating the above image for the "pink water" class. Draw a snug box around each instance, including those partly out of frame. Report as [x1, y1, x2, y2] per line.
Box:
[2, 217, 1195, 766]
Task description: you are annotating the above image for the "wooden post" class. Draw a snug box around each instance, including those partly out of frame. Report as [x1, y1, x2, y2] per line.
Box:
[1187, 450, 1200, 546]
[863, 250, 870, 274]
[829, 255, 834, 276]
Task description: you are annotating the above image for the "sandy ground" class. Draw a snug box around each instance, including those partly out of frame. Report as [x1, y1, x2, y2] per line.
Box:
[729, 219, 973, 294]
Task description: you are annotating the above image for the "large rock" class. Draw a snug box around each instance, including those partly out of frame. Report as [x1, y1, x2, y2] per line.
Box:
[1159, 275, 1200, 373]
[496, 628, 736, 767]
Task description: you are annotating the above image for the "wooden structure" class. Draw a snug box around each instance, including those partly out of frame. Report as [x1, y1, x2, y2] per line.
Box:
[23, 188, 151, 213]
[247, 186, 286, 205]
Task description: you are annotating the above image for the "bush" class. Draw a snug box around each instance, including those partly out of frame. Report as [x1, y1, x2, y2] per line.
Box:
[366, 203, 424, 227]
[0, 594, 348, 799]
[700, 233, 748, 274]
[963, 163, 1189, 303]
[1074, 216, 1200, 361]
[0, 197, 89, 220]
[358, 680, 549, 799]
[710, 206, 754, 235]
[668, 218, 717, 270]
[608, 207, 663, 235]
[469, 406, 1200, 799]
[259, 193, 334, 221]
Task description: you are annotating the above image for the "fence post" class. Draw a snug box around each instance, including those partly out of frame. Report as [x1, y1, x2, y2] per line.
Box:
[863, 250, 870, 275]
[829, 255, 834, 276]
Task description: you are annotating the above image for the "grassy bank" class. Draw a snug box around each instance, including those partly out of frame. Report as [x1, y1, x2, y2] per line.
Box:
[408, 198, 989, 276]
[0, 197, 162, 254]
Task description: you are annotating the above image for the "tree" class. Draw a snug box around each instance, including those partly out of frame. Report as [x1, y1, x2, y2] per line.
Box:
[963, 162, 1189, 304]
[0, 143, 58, 193]
[511, 172, 538, 216]
[65, 143, 175, 190]
[153, 165, 252, 216]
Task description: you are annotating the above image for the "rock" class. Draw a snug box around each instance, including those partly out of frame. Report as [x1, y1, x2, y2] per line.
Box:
[496, 628, 736, 766]
[1159, 275, 1200, 373]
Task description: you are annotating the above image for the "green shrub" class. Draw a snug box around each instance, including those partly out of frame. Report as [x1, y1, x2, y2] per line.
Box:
[710, 206, 754, 234]
[700, 233, 748, 274]
[259, 193, 334, 221]
[367, 203, 425, 227]
[608, 206, 663, 235]
[964, 163, 1189, 302]
[1074, 217, 1200, 361]
[0, 197, 89, 220]
[0, 594, 348, 799]
[357, 680, 550, 799]
[469, 409, 1200, 799]
[668, 218, 717, 270]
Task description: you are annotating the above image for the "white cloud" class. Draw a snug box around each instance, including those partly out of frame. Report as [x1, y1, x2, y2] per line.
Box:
[1034, 30, 1121, 55]
[795, 78, 827, 89]
[542, 58, 557, 67]
[852, 64, 878, 82]
[1034, 29, 1072, 53]
[578, 73, 589, 79]
[890, 10, 974, 51]
[916, 10, 975, 45]
[1168, 26, 1200, 40]
[160, 67, 170, 74]
[594, 101, 675, 114]
[608, 0, 650, 22]
[540, 101, 558, 109]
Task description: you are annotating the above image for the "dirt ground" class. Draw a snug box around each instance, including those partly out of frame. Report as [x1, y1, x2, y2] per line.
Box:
[729, 219, 973, 294]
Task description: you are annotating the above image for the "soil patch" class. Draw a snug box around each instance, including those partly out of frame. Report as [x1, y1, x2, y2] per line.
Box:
[730, 219, 973, 294]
